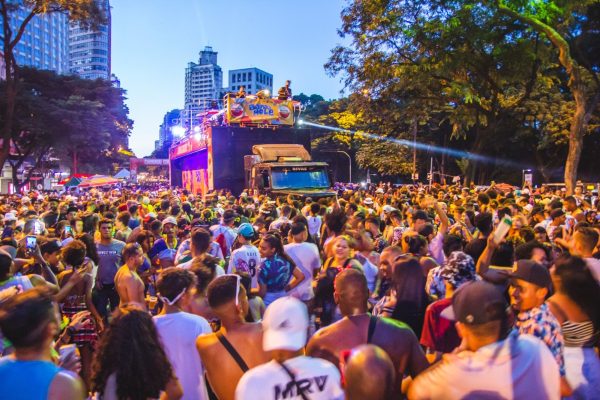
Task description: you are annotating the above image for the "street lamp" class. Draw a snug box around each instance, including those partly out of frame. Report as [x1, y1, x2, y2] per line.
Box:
[171, 126, 186, 137]
[322, 150, 352, 183]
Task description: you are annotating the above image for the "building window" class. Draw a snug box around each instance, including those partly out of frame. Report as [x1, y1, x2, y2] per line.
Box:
[248, 72, 252, 80]
[242, 73, 246, 81]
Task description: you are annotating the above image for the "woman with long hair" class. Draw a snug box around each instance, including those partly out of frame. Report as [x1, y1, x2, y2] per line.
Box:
[373, 255, 429, 338]
[56, 239, 103, 388]
[547, 255, 600, 399]
[257, 233, 305, 307]
[91, 305, 182, 400]
[314, 235, 363, 327]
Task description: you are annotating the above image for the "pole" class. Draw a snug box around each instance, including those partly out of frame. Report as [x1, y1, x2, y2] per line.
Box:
[412, 118, 417, 183]
[429, 157, 433, 189]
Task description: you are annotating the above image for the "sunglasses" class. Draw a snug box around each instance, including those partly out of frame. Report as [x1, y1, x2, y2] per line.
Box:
[223, 274, 241, 307]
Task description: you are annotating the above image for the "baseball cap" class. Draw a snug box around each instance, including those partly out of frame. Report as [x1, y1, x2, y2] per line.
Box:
[440, 251, 477, 289]
[237, 223, 254, 239]
[262, 297, 309, 352]
[507, 259, 551, 288]
[162, 216, 177, 227]
[363, 197, 374, 205]
[382, 205, 396, 213]
[375, 188, 385, 194]
[441, 281, 508, 325]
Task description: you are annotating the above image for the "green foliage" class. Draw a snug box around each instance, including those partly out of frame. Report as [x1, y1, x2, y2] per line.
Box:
[0, 67, 132, 183]
[325, 0, 600, 184]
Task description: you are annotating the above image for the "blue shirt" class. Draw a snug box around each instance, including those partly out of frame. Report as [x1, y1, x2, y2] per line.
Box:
[258, 254, 292, 292]
[0, 358, 61, 400]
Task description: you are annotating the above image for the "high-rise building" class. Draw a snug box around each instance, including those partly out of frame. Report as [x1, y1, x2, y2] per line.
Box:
[184, 46, 223, 114]
[69, 0, 111, 80]
[229, 67, 273, 95]
[157, 109, 182, 149]
[0, 10, 70, 74]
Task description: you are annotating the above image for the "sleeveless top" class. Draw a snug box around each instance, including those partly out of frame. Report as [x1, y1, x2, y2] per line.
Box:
[548, 299, 599, 347]
[562, 320, 597, 347]
[0, 359, 61, 400]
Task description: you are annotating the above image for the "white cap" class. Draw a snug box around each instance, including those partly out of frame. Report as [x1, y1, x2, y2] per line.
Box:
[262, 297, 308, 352]
[363, 197, 374, 205]
[21, 196, 31, 203]
[162, 216, 177, 226]
[375, 188, 385, 194]
[3, 213, 17, 222]
[382, 205, 396, 213]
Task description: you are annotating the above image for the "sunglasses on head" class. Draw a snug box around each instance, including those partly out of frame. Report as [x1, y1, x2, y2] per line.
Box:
[223, 274, 241, 306]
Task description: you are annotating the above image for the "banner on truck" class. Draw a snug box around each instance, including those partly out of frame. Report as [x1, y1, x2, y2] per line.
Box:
[226, 96, 295, 125]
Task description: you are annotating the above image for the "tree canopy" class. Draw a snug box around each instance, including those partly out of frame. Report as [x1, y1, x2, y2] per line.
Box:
[0, 67, 132, 190]
[324, 0, 600, 187]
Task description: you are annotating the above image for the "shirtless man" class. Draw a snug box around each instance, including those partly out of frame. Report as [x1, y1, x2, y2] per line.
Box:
[307, 269, 428, 397]
[114, 243, 146, 311]
[196, 275, 269, 400]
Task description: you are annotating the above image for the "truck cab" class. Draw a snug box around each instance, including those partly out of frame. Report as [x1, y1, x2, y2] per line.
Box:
[245, 144, 335, 198]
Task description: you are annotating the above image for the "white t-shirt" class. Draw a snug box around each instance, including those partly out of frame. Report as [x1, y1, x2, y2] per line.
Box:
[409, 333, 560, 400]
[284, 242, 321, 301]
[355, 253, 379, 293]
[178, 257, 225, 277]
[153, 312, 212, 400]
[209, 224, 237, 256]
[306, 215, 322, 238]
[229, 244, 262, 288]
[235, 356, 344, 400]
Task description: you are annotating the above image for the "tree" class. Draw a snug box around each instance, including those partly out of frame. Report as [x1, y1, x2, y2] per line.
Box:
[0, 0, 106, 175]
[0, 67, 132, 191]
[326, 1, 599, 186]
[495, 0, 600, 194]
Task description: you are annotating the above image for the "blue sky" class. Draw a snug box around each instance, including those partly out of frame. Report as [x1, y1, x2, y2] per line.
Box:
[111, 0, 348, 157]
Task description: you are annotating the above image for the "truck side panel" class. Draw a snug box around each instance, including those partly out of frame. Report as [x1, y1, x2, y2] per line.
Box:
[210, 126, 313, 195]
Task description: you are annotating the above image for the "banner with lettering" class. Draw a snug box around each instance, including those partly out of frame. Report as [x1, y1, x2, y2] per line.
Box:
[226, 96, 296, 125]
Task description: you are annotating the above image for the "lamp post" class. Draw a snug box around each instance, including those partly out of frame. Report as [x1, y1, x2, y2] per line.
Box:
[322, 150, 352, 183]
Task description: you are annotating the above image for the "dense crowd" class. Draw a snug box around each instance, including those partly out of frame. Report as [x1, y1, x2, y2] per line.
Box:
[0, 182, 599, 399]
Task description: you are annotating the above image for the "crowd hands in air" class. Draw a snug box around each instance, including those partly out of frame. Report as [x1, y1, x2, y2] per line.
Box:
[0, 181, 599, 399]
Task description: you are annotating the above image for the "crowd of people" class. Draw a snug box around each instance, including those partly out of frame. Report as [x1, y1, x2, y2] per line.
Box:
[0, 181, 599, 399]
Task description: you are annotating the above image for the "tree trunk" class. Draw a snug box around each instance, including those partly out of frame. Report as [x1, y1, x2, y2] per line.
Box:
[496, 2, 597, 195]
[564, 83, 587, 194]
[9, 162, 22, 194]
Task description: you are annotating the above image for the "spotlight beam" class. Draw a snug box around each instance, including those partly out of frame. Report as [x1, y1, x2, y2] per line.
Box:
[301, 120, 531, 169]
